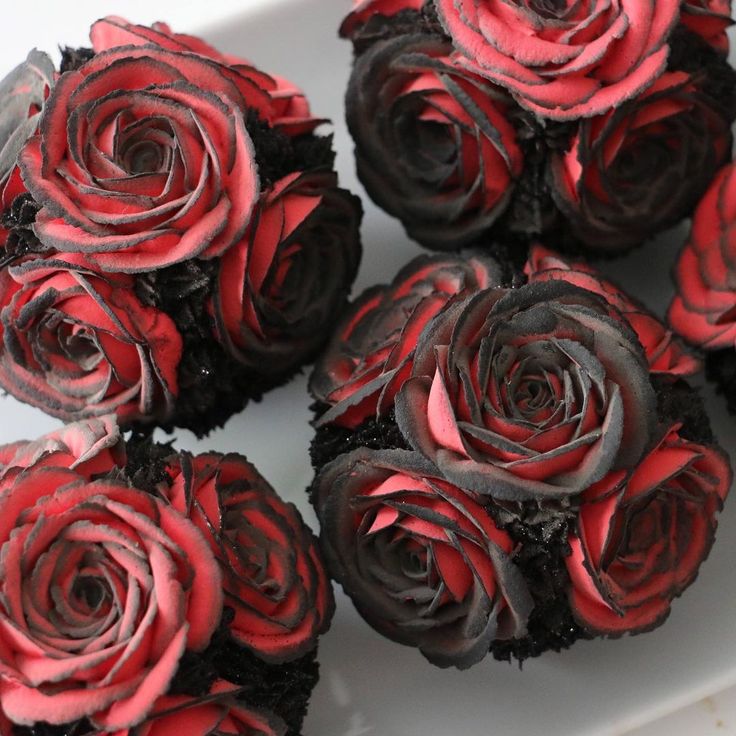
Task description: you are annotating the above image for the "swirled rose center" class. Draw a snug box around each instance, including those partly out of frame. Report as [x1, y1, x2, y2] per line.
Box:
[526, 0, 572, 21]
[116, 120, 175, 175]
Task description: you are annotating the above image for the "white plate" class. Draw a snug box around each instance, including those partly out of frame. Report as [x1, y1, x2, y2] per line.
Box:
[1, 2, 735, 734]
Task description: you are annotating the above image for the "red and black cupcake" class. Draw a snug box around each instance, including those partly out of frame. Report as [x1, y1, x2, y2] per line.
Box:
[0, 18, 362, 435]
[340, 0, 736, 256]
[0, 417, 333, 735]
[309, 247, 731, 667]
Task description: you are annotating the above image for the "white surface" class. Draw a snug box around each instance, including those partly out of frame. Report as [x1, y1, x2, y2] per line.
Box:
[1, 2, 735, 735]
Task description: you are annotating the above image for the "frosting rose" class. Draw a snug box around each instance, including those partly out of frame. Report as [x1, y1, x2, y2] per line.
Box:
[525, 245, 699, 377]
[396, 281, 658, 501]
[682, 0, 733, 54]
[310, 251, 503, 428]
[0, 468, 223, 729]
[89, 16, 320, 136]
[160, 452, 334, 663]
[669, 163, 736, 349]
[435, 0, 680, 120]
[110, 680, 286, 736]
[549, 71, 733, 251]
[0, 416, 125, 486]
[19, 44, 269, 273]
[314, 448, 533, 669]
[0, 254, 182, 424]
[0, 49, 54, 245]
[212, 171, 361, 373]
[340, 0, 426, 37]
[346, 33, 522, 250]
[567, 427, 731, 634]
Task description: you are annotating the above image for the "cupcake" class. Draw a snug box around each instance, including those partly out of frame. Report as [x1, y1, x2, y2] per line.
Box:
[0, 417, 333, 735]
[0, 18, 362, 436]
[340, 0, 736, 256]
[309, 247, 731, 667]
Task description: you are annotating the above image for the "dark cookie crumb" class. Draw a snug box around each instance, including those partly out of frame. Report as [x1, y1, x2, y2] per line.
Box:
[706, 349, 736, 417]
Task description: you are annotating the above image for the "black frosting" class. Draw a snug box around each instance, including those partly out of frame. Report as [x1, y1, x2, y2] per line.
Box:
[706, 349, 736, 417]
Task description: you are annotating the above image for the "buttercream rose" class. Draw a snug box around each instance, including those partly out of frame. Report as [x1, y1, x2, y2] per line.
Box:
[0, 467, 223, 729]
[567, 427, 731, 634]
[549, 71, 732, 251]
[89, 16, 320, 136]
[525, 245, 699, 377]
[0, 50, 54, 249]
[0, 415, 125, 486]
[669, 163, 736, 349]
[212, 171, 361, 373]
[112, 680, 286, 736]
[310, 252, 503, 428]
[340, 0, 426, 37]
[346, 33, 522, 250]
[0, 254, 182, 424]
[682, 0, 733, 54]
[19, 44, 269, 272]
[435, 0, 680, 120]
[160, 452, 334, 663]
[396, 281, 658, 500]
[314, 448, 533, 668]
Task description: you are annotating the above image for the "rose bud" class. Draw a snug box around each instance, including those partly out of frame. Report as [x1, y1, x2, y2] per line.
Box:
[0, 468, 222, 729]
[435, 0, 680, 120]
[0, 254, 182, 424]
[310, 251, 503, 428]
[525, 245, 700, 377]
[340, 0, 426, 38]
[346, 33, 523, 250]
[567, 428, 731, 635]
[396, 280, 658, 501]
[549, 70, 733, 252]
[314, 448, 533, 669]
[212, 171, 362, 374]
[682, 0, 733, 55]
[0, 415, 125, 486]
[18, 44, 273, 273]
[0, 49, 55, 247]
[160, 452, 334, 663]
[89, 17, 321, 136]
[669, 163, 736, 349]
[110, 681, 286, 736]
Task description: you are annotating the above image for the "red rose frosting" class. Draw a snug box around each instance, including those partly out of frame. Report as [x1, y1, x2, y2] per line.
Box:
[434, 0, 680, 120]
[314, 448, 533, 669]
[567, 427, 731, 634]
[110, 680, 286, 736]
[346, 33, 523, 249]
[549, 71, 732, 250]
[212, 171, 361, 373]
[682, 0, 733, 54]
[0, 467, 223, 729]
[18, 44, 268, 273]
[669, 163, 736, 349]
[310, 252, 503, 428]
[340, 0, 426, 37]
[0, 416, 125, 486]
[0, 255, 182, 424]
[396, 281, 658, 500]
[89, 16, 320, 136]
[525, 245, 699, 377]
[161, 452, 334, 663]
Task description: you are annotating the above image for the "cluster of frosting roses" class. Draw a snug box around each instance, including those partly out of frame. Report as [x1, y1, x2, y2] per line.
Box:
[0, 17, 361, 433]
[0, 416, 333, 735]
[309, 246, 730, 668]
[341, 0, 735, 253]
